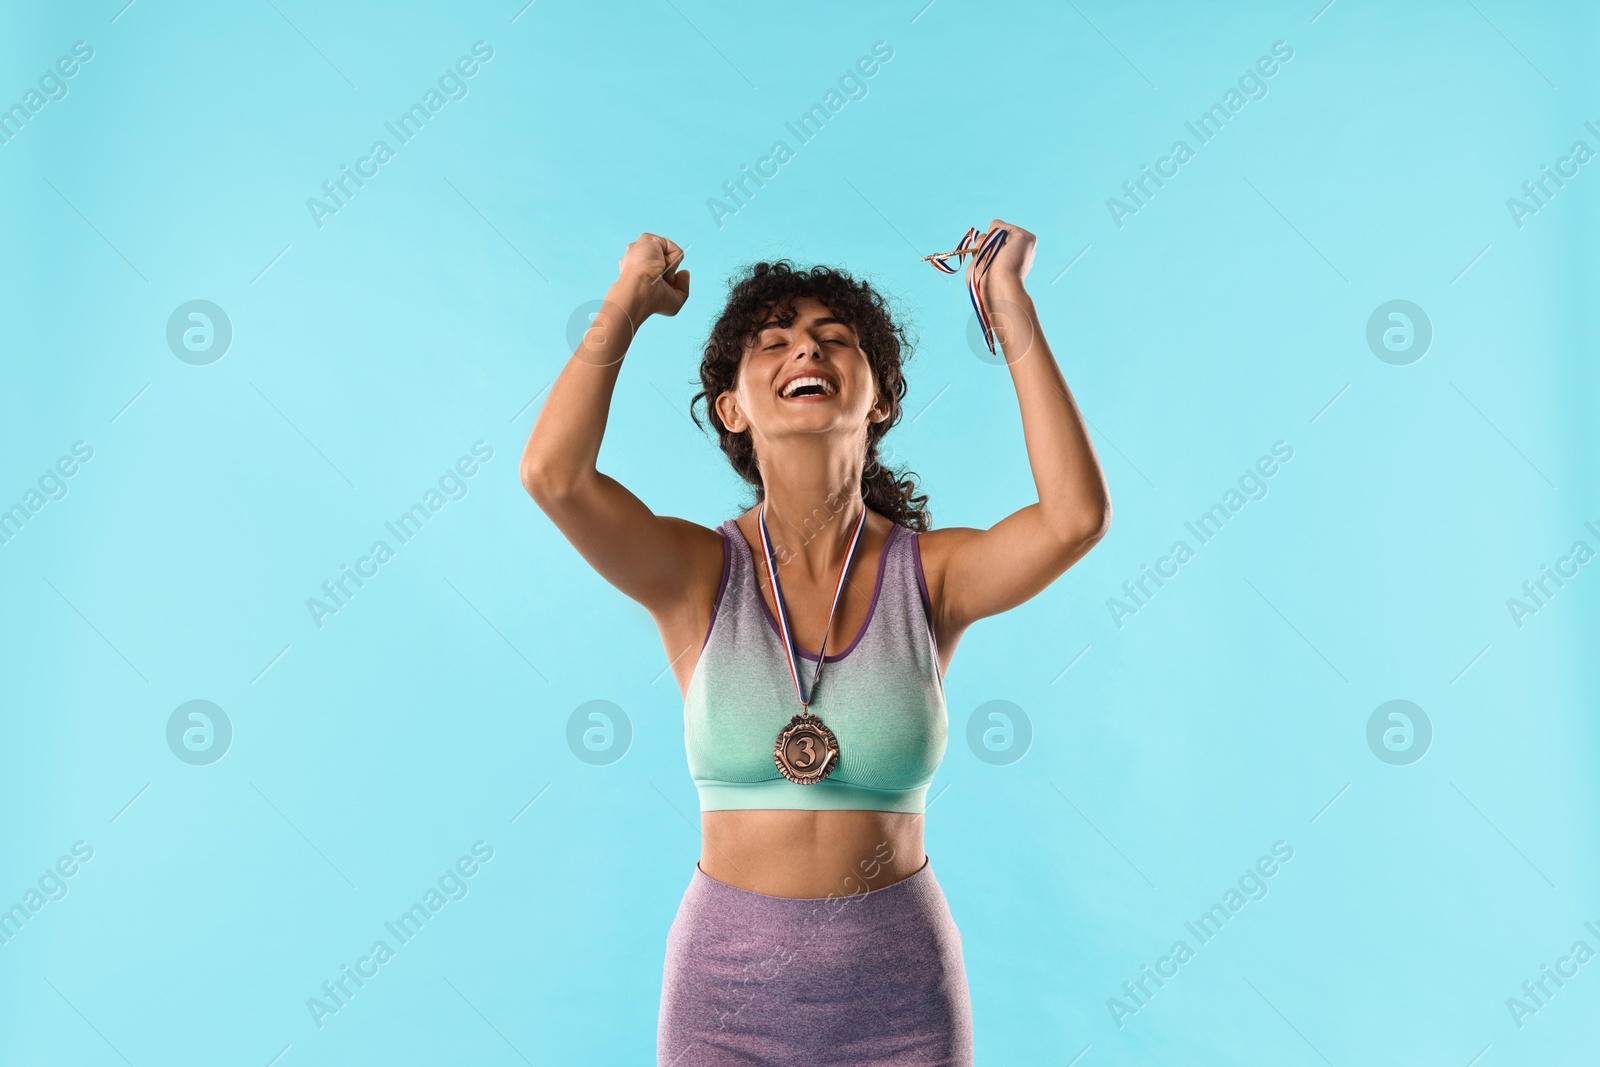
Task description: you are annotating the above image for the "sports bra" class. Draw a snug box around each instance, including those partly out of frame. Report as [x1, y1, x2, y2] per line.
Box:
[683, 516, 948, 813]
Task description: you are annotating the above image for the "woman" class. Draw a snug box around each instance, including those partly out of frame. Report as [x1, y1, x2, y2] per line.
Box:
[520, 220, 1110, 1065]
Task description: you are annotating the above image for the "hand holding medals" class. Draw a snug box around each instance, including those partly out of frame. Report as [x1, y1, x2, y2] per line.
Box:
[923, 218, 1037, 356]
[759, 501, 869, 785]
[924, 226, 1008, 356]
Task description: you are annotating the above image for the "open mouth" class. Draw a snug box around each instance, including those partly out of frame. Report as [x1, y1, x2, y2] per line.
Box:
[779, 374, 838, 400]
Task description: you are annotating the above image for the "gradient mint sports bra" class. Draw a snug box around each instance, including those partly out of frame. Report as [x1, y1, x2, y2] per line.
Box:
[683, 517, 948, 813]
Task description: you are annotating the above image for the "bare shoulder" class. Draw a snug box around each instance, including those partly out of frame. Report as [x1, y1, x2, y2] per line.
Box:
[645, 516, 728, 697]
[909, 525, 1000, 675]
[907, 525, 985, 641]
[910, 525, 982, 590]
[657, 515, 727, 615]
[912, 510, 1104, 635]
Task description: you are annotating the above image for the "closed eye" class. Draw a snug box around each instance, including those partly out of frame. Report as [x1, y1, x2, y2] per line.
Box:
[761, 336, 848, 350]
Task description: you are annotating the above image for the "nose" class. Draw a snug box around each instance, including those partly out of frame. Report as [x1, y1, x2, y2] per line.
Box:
[792, 338, 824, 360]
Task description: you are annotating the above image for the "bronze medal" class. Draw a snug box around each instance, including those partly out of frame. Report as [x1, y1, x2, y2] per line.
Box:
[757, 502, 869, 787]
[774, 712, 840, 784]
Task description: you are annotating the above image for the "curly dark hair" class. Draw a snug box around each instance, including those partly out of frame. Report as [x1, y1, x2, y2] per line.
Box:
[689, 260, 932, 532]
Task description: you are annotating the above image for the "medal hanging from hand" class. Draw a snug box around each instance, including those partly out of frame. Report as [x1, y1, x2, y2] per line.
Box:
[923, 226, 1010, 355]
[760, 501, 868, 785]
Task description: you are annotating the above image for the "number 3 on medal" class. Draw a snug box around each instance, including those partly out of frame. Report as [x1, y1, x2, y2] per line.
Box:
[774, 713, 839, 785]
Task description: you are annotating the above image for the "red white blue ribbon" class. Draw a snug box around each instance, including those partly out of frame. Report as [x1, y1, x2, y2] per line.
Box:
[758, 501, 869, 712]
[926, 226, 1009, 355]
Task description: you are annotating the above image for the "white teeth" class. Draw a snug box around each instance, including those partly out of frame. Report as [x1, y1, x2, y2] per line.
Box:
[781, 375, 835, 398]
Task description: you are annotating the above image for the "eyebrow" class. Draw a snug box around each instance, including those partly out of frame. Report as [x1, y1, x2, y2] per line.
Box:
[754, 316, 851, 338]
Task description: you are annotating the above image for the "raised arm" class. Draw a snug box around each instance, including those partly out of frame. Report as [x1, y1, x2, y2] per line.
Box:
[921, 219, 1112, 638]
[519, 233, 717, 615]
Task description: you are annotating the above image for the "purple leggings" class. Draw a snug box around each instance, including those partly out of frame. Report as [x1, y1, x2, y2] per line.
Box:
[657, 855, 973, 1066]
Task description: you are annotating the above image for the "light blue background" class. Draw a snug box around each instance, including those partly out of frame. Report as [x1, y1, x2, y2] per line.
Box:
[2, 1, 1596, 1064]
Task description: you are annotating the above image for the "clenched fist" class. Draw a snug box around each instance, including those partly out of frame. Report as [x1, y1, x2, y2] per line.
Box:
[615, 233, 690, 319]
[971, 218, 1035, 305]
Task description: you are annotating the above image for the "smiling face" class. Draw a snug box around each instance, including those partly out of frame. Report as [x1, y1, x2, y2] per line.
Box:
[714, 295, 890, 446]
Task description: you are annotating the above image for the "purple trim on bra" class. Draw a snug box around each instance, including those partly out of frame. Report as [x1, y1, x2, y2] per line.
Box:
[737, 520, 901, 663]
[700, 524, 733, 654]
[912, 530, 935, 629]
[912, 530, 944, 680]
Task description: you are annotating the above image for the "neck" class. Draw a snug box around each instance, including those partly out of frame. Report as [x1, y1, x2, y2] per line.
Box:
[757, 459, 868, 580]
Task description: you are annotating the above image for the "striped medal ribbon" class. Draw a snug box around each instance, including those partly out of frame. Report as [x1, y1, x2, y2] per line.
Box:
[758, 500, 868, 784]
[924, 226, 1010, 355]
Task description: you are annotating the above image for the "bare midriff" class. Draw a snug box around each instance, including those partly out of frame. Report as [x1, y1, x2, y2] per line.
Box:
[698, 809, 926, 898]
